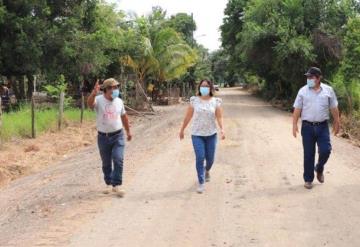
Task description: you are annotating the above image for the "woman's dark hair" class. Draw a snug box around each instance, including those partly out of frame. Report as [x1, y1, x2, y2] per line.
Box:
[197, 79, 215, 97]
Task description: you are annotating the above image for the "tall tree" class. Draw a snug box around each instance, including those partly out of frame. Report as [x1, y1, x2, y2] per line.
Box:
[0, 0, 47, 99]
[220, 0, 249, 85]
[167, 12, 196, 45]
[210, 49, 229, 85]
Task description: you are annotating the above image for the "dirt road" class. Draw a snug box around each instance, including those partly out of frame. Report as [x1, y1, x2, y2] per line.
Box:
[1, 88, 360, 247]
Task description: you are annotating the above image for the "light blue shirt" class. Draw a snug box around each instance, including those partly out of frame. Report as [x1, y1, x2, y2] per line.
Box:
[293, 83, 338, 122]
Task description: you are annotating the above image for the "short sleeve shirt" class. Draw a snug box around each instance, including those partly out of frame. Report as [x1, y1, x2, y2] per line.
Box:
[94, 95, 126, 133]
[293, 83, 338, 122]
[190, 96, 222, 136]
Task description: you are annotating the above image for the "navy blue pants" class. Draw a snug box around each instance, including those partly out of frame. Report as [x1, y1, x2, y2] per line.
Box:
[301, 121, 332, 182]
[97, 130, 125, 186]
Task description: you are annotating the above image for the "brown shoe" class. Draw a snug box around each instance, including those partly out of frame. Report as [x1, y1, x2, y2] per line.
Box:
[304, 182, 313, 189]
[316, 171, 324, 183]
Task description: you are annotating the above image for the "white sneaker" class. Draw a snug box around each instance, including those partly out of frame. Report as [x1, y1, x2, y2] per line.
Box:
[197, 184, 205, 194]
[112, 186, 125, 197]
[103, 185, 112, 194]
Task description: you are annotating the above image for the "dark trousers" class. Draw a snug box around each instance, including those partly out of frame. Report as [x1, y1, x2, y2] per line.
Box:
[301, 121, 332, 182]
[97, 130, 125, 186]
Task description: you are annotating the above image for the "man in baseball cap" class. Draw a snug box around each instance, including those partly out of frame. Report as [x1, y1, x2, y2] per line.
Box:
[304, 67, 322, 77]
[292, 67, 340, 189]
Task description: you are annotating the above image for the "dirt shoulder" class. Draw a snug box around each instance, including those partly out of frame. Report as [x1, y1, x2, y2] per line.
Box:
[0, 121, 97, 187]
[0, 104, 186, 246]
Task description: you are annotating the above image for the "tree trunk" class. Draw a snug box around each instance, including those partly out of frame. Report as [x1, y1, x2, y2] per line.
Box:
[26, 74, 34, 99]
[17, 75, 26, 100]
[7, 76, 20, 100]
[137, 80, 154, 112]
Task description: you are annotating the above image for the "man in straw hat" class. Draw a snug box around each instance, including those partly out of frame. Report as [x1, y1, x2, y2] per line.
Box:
[87, 78, 132, 197]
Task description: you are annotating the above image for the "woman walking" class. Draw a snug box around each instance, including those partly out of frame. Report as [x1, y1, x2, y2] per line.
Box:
[179, 79, 225, 193]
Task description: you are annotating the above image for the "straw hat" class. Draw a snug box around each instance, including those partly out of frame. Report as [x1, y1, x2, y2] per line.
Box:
[101, 78, 119, 89]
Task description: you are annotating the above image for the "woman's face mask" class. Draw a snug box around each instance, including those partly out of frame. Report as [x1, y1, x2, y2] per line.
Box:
[200, 86, 210, 96]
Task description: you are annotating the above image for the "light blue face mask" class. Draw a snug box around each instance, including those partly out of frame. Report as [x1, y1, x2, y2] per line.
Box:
[200, 87, 210, 96]
[111, 89, 120, 99]
[307, 79, 316, 88]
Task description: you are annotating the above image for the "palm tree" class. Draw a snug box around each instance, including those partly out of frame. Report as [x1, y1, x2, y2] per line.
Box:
[152, 28, 197, 83]
[119, 18, 197, 110]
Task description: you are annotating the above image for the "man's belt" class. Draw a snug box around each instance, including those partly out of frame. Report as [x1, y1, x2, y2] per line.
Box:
[302, 120, 328, 126]
[98, 129, 122, 137]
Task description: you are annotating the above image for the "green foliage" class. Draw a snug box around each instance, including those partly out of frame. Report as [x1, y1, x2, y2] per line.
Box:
[120, 10, 198, 85]
[193, 45, 213, 81]
[341, 17, 360, 81]
[333, 17, 360, 114]
[219, 0, 360, 134]
[0, 0, 46, 77]
[210, 49, 231, 85]
[220, 0, 360, 101]
[0, 0, 205, 104]
[43, 75, 73, 108]
[0, 105, 95, 141]
[42, 1, 125, 83]
[220, 0, 249, 84]
[0, 1, 5, 23]
[167, 13, 196, 45]
[153, 28, 197, 82]
[44, 75, 67, 97]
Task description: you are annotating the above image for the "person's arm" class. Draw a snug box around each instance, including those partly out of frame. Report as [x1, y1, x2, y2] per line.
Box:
[292, 90, 303, 138]
[329, 87, 340, 136]
[215, 106, 225, 140]
[179, 106, 194, 140]
[293, 108, 302, 138]
[87, 80, 100, 109]
[121, 114, 132, 141]
[330, 107, 340, 135]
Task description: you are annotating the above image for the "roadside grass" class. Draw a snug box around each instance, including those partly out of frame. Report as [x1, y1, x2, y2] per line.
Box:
[0, 105, 95, 142]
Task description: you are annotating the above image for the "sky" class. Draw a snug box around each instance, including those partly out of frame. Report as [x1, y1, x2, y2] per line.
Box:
[106, 0, 228, 51]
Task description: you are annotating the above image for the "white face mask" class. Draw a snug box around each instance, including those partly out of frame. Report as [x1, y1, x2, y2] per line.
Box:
[307, 79, 316, 88]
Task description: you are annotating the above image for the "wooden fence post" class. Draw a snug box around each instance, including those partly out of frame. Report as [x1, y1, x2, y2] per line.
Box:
[58, 92, 65, 130]
[0, 97, 2, 144]
[31, 95, 36, 138]
[0, 97, 2, 127]
[80, 92, 85, 124]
